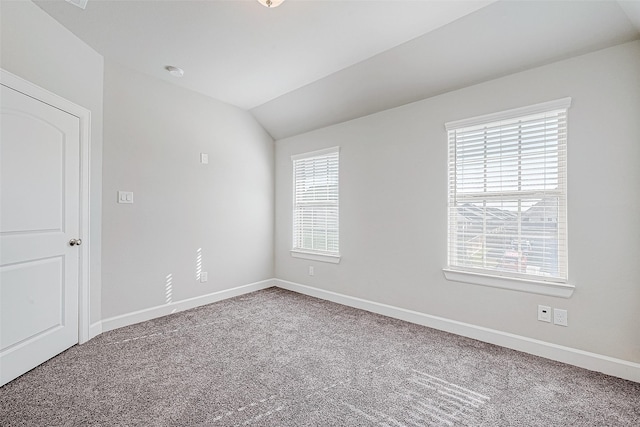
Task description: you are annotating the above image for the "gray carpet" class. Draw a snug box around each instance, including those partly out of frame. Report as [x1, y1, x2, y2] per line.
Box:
[1, 287, 639, 426]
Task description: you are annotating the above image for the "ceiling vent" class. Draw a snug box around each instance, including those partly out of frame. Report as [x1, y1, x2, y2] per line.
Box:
[65, 0, 88, 10]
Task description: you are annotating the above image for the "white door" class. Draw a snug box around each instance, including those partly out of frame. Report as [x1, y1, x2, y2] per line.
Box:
[0, 84, 81, 386]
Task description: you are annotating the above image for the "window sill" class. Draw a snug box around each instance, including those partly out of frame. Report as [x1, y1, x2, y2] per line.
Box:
[291, 250, 341, 264]
[442, 268, 575, 298]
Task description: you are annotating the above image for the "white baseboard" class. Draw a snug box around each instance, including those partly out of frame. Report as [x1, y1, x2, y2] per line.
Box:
[89, 321, 103, 340]
[274, 279, 640, 383]
[101, 279, 275, 333]
[90, 277, 640, 383]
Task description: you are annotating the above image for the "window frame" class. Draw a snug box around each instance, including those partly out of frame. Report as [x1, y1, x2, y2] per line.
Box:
[443, 98, 574, 297]
[290, 147, 341, 264]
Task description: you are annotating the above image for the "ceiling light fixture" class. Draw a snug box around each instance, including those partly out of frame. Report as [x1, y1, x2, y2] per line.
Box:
[165, 66, 184, 78]
[65, 0, 88, 10]
[257, 0, 284, 8]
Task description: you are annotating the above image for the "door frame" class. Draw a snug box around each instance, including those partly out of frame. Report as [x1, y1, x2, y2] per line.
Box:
[1, 68, 92, 344]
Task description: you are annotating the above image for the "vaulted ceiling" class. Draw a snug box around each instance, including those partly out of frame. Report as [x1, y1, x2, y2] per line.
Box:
[36, 0, 640, 140]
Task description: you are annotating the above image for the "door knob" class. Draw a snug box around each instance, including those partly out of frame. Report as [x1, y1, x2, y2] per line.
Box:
[69, 238, 82, 246]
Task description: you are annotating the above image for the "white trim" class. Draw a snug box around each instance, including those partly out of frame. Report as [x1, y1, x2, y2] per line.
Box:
[274, 279, 640, 383]
[78, 107, 91, 344]
[89, 321, 103, 340]
[290, 250, 341, 264]
[291, 147, 340, 256]
[0, 69, 92, 345]
[291, 146, 340, 161]
[443, 269, 575, 298]
[446, 98, 571, 292]
[101, 279, 275, 333]
[445, 97, 572, 130]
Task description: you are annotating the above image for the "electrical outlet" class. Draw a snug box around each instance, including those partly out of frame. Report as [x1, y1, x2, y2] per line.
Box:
[538, 305, 551, 322]
[200, 272, 208, 283]
[554, 308, 568, 326]
[308, 266, 314, 276]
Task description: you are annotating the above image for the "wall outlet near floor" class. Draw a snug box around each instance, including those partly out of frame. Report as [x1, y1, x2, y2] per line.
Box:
[308, 266, 314, 276]
[554, 308, 568, 326]
[200, 272, 208, 283]
[538, 305, 551, 322]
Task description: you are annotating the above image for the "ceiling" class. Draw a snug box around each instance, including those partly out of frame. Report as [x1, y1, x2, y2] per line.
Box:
[35, 0, 640, 140]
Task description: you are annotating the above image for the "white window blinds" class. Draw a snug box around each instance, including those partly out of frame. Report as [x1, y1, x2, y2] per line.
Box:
[292, 147, 340, 255]
[446, 99, 570, 283]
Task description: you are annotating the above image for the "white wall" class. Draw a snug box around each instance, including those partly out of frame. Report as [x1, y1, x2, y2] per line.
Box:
[275, 41, 640, 364]
[101, 61, 274, 319]
[1, 0, 104, 325]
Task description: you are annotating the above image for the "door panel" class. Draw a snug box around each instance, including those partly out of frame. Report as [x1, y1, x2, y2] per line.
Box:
[1, 257, 64, 351]
[0, 84, 80, 386]
[1, 112, 64, 233]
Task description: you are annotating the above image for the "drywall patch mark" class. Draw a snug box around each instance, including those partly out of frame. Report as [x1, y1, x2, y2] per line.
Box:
[196, 248, 202, 281]
[165, 273, 173, 305]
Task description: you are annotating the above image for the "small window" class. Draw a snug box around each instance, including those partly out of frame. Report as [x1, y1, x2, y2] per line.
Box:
[291, 147, 340, 263]
[445, 99, 570, 286]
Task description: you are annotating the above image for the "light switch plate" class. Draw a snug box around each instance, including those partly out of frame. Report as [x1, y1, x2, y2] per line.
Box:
[200, 153, 209, 164]
[118, 191, 133, 204]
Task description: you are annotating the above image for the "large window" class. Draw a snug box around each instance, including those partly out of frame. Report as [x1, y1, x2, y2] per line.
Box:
[291, 147, 340, 263]
[446, 99, 570, 287]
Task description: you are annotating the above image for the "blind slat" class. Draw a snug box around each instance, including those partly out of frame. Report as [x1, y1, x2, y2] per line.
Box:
[448, 103, 568, 282]
[293, 149, 340, 254]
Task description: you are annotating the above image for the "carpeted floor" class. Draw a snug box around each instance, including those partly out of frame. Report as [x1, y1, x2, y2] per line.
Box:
[1, 287, 639, 426]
